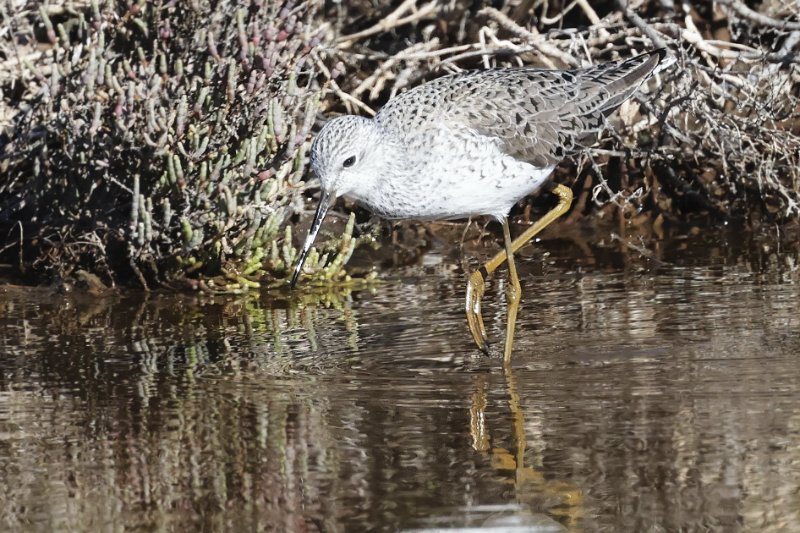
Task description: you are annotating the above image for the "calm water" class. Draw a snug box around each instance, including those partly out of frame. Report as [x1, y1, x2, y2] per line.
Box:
[1, 229, 799, 532]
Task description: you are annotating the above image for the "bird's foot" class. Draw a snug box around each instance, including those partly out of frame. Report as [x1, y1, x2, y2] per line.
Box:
[466, 268, 491, 354]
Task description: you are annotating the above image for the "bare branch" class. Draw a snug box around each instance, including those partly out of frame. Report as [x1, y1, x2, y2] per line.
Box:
[336, 0, 438, 47]
[716, 0, 800, 31]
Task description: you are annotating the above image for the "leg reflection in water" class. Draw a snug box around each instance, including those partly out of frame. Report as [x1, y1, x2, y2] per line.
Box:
[470, 365, 583, 527]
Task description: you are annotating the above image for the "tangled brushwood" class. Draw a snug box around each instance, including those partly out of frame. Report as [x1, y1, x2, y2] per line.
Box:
[1, 1, 799, 288]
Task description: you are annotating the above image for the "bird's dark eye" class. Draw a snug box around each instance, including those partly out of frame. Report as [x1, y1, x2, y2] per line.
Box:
[342, 155, 356, 168]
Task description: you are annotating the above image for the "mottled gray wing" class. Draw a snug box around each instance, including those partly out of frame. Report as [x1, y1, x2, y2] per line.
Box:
[377, 50, 665, 167]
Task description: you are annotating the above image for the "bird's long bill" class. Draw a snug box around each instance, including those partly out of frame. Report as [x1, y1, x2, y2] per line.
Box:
[289, 190, 334, 289]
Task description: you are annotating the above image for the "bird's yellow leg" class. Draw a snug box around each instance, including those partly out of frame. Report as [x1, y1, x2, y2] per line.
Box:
[502, 218, 521, 366]
[466, 184, 573, 356]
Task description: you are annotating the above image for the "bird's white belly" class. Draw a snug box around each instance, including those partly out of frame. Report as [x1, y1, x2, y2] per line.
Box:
[346, 126, 555, 220]
[424, 157, 554, 220]
[368, 138, 554, 220]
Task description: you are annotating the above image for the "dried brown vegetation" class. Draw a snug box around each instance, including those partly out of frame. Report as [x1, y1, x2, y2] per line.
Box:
[1, 0, 798, 288]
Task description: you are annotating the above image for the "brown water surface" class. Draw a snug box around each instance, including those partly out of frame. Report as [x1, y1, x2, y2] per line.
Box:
[1, 230, 799, 532]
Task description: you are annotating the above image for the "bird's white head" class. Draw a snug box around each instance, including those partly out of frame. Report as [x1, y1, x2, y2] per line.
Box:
[309, 115, 385, 200]
[290, 115, 388, 288]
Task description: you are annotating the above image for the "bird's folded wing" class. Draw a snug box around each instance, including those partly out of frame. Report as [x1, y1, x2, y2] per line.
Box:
[377, 50, 665, 168]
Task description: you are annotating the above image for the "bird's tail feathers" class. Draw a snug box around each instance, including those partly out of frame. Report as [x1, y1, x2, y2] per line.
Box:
[596, 49, 670, 115]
